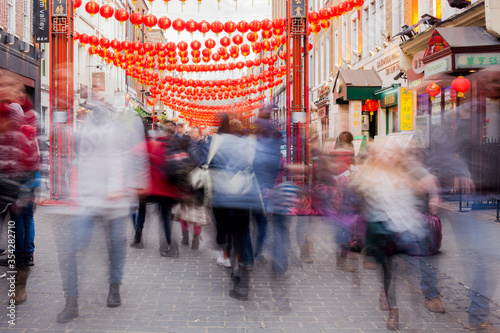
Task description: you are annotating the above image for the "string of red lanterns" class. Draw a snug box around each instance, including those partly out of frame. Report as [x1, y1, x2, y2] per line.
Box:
[79, 0, 362, 35]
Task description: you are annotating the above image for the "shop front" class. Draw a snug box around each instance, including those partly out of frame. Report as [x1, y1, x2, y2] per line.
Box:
[417, 26, 500, 146]
[332, 68, 382, 140]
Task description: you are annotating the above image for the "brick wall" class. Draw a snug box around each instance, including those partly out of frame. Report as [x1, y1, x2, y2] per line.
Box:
[16, 0, 24, 38]
[0, 0, 7, 29]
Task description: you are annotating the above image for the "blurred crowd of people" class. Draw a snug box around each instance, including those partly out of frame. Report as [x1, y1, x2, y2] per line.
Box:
[0, 70, 497, 332]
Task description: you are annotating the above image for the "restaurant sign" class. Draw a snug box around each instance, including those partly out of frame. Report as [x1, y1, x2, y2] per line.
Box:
[424, 57, 449, 78]
[456, 53, 500, 68]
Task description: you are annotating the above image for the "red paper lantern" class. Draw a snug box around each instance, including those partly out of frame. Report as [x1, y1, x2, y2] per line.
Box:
[308, 11, 320, 25]
[261, 30, 273, 40]
[186, 19, 199, 35]
[173, 18, 186, 34]
[364, 99, 378, 112]
[311, 24, 321, 35]
[158, 16, 171, 30]
[191, 40, 202, 50]
[247, 32, 258, 43]
[111, 39, 121, 51]
[114, 8, 129, 25]
[73, 31, 80, 41]
[205, 38, 216, 49]
[220, 36, 231, 48]
[99, 4, 114, 20]
[451, 76, 470, 98]
[100, 37, 110, 49]
[232, 34, 244, 46]
[85, 1, 99, 16]
[211, 21, 224, 36]
[249, 20, 262, 32]
[426, 83, 441, 100]
[198, 20, 210, 36]
[89, 35, 99, 47]
[261, 18, 272, 31]
[130, 12, 144, 28]
[224, 21, 237, 35]
[144, 14, 158, 31]
[74, 0, 82, 9]
[121, 40, 131, 51]
[237, 20, 249, 34]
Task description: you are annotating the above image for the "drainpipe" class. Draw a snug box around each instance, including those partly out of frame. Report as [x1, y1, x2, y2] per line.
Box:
[486, 0, 500, 38]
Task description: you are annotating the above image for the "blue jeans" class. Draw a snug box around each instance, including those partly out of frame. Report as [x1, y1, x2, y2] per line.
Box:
[271, 214, 291, 275]
[61, 215, 127, 298]
[252, 211, 268, 257]
[12, 192, 36, 257]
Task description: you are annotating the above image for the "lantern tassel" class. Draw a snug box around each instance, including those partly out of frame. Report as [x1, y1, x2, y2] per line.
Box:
[458, 92, 464, 98]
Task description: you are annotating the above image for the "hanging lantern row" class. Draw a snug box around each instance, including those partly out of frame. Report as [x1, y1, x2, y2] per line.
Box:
[86, 42, 287, 91]
[76, 32, 299, 74]
[79, 0, 362, 35]
[74, 32, 300, 56]
[426, 77, 470, 101]
[83, 40, 291, 76]
[151, 79, 283, 102]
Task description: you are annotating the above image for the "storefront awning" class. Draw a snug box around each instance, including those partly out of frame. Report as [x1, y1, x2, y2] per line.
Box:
[422, 26, 500, 77]
[333, 68, 382, 103]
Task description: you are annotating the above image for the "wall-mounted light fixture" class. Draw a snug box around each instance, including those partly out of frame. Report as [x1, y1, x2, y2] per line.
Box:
[37, 50, 45, 59]
[20, 42, 30, 53]
[5, 34, 15, 45]
[369, 50, 375, 57]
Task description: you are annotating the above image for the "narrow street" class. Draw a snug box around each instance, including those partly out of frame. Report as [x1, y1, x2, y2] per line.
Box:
[0, 203, 498, 332]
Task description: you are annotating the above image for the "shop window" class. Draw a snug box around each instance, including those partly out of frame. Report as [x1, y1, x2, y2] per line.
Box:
[386, 107, 400, 134]
[485, 98, 500, 141]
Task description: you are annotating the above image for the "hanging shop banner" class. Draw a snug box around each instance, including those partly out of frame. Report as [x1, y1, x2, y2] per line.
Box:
[291, 0, 306, 18]
[52, 0, 68, 17]
[400, 87, 413, 131]
[34, 0, 50, 43]
[349, 101, 362, 137]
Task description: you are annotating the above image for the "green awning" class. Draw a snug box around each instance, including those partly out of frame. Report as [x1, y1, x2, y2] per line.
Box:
[333, 67, 383, 103]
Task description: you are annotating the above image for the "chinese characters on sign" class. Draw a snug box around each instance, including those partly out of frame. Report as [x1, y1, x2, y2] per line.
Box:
[400, 88, 413, 131]
[52, 0, 67, 16]
[291, 0, 306, 18]
[34, 0, 50, 43]
[350, 101, 362, 136]
[456, 53, 500, 68]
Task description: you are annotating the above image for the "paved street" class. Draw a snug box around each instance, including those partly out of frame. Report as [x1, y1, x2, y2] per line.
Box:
[0, 202, 499, 333]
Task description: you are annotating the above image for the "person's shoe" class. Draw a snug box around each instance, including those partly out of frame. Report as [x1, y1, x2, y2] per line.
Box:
[0, 248, 6, 256]
[299, 243, 314, 263]
[336, 256, 355, 272]
[12, 267, 31, 304]
[216, 256, 232, 268]
[239, 261, 253, 271]
[56, 297, 79, 324]
[25, 254, 34, 266]
[130, 231, 143, 248]
[229, 289, 248, 300]
[363, 259, 377, 270]
[191, 234, 200, 250]
[275, 270, 289, 281]
[160, 245, 179, 258]
[255, 254, 268, 265]
[107, 283, 121, 307]
[387, 308, 399, 330]
[181, 231, 189, 245]
[379, 290, 390, 311]
[470, 322, 499, 332]
[0, 259, 8, 266]
[424, 297, 446, 313]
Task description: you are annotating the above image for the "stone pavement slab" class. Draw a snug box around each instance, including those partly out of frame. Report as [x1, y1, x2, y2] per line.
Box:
[0, 205, 497, 332]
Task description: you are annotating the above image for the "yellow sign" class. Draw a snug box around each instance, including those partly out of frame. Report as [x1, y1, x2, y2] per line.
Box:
[400, 88, 413, 131]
